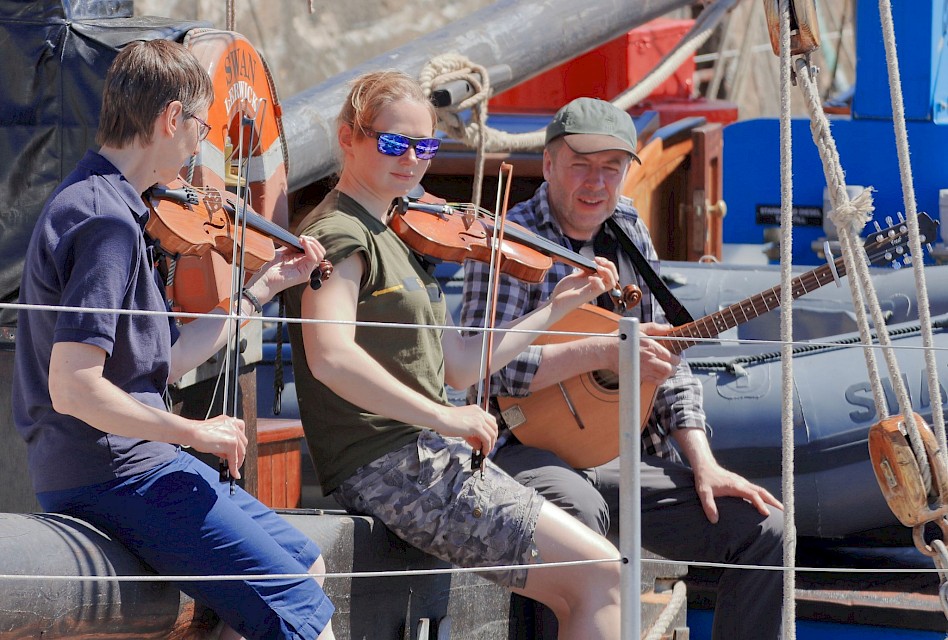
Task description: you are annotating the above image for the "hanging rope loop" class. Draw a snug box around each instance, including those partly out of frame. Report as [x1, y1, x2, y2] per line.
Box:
[419, 54, 493, 210]
[418, 53, 491, 141]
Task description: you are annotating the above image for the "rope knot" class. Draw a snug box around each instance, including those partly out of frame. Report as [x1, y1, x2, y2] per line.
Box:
[828, 186, 875, 234]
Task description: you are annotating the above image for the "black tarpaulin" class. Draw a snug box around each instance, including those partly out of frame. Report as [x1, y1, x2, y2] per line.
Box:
[0, 1, 208, 327]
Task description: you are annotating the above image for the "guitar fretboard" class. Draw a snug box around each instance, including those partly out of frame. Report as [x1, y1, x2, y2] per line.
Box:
[662, 257, 847, 355]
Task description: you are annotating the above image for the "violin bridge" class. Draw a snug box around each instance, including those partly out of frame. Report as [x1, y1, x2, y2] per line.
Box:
[459, 206, 475, 230]
[202, 188, 223, 213]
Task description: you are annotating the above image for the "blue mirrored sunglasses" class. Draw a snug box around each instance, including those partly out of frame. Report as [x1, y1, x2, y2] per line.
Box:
[367, 129, 440, 160]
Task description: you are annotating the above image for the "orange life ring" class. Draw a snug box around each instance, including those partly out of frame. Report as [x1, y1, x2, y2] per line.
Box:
[167, 28, 290, 317]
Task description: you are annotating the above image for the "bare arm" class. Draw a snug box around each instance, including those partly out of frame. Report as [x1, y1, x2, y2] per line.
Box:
[441, 257, 619, 389]
[168, 296, 254, 382]
[301, 254, 498, 452]
[49, 341, 248, 478]
[169, 236, 326, 381]
[528, 323, 681, 392]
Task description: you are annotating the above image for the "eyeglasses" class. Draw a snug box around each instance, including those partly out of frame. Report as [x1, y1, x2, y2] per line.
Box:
[187, 113, 211, 142]
[365, 129, 440, 160]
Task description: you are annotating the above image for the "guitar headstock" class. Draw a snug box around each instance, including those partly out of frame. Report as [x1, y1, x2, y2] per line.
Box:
[863, 213, 939, 268]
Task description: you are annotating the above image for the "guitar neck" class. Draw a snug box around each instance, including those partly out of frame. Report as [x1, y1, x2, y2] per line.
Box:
[663, 256, 848, 355]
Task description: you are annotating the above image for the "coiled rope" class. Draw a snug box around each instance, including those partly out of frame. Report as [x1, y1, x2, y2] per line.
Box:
[418, 54, 491, 209]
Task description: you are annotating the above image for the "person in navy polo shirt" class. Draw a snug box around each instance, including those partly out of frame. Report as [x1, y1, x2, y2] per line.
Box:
[13, 40, 335, 640]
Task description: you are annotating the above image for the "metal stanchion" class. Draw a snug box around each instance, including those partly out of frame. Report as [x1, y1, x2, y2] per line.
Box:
[619, 317, 641, 640]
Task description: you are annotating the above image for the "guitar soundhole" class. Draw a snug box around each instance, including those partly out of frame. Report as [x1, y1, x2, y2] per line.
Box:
[591, 369, 619, 390]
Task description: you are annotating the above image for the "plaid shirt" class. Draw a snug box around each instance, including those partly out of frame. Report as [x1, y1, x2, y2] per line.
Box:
[460, 182, 706, 461]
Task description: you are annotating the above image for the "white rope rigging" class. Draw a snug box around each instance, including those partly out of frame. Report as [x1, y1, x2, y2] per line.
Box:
[776, 2, 797, 637]
[792, 56, 936, 490]
[791, 12, 948, 623]
[6, 553, 944, 584]
[876, 0, 948, 473]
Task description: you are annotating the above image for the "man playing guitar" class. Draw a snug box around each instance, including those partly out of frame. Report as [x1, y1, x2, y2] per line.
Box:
[461, 97, 784, 640]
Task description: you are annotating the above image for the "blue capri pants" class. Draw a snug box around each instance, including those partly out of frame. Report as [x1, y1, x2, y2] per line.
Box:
[38, 450, 334, 639]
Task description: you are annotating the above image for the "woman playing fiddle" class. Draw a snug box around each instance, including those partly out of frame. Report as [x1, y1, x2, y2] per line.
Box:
[286, 69, 621, 638]
[13, 41, 335, 640]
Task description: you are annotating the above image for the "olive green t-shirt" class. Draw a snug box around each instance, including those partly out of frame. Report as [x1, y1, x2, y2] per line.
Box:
[286, 191, 448, 494]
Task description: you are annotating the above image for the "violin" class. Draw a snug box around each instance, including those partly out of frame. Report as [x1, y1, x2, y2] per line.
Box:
[145, 177, 333, 493]
[145, 177, 333, 291]
[390, 196, 640, 311]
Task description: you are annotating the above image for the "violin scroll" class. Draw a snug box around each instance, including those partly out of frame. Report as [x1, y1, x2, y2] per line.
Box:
[310, 259, 334, 290]
[616, 284, 642, 313]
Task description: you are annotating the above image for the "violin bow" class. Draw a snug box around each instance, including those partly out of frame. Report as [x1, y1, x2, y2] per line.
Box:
[473, 162, 515, 475]
[219, 106, 267, 494]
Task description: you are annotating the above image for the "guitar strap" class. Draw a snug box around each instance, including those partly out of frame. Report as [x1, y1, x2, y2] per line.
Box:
[605, 217, 694, 327]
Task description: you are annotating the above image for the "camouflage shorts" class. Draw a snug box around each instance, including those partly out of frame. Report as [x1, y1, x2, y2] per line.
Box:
[333, 429, 544, 588]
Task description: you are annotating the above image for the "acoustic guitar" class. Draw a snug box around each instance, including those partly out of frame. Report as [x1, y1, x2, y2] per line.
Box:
[498, 214, 937, 468]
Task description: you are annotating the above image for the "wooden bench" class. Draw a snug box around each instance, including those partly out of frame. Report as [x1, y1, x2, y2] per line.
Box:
[256, 418, 305, 509]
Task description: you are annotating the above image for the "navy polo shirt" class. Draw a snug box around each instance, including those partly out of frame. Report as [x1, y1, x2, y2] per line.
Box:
[13, 151, 180, 494]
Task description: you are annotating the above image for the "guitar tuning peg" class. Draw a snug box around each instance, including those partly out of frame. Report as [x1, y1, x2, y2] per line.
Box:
[874, 221, 883, 232]
[886, 216, 894, 227]
[927, 242, 934, 255]
[897, 212, 905, 222]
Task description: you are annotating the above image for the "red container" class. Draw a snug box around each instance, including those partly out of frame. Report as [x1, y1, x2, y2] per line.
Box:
[489, 18, 696, 112]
